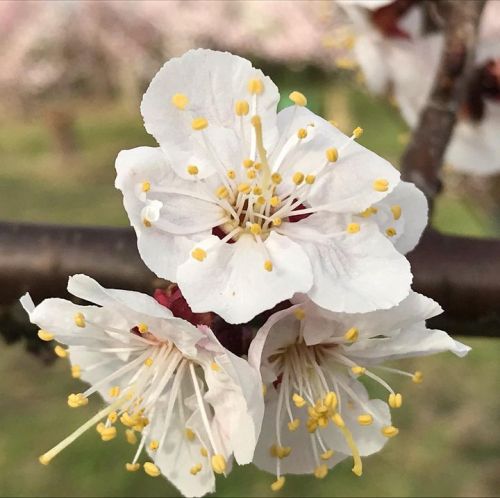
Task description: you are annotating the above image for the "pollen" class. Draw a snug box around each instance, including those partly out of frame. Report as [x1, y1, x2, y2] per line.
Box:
[137, 323, 148, 334]
[67, 393, 88, 408]
[360, 206, 378, 217]
[191, 117, 208, 130]
[326, 147, 339, 163]
[292, 393, 306, 408]
[54, 345, 68, 358]
[264, 260, 273, 272]
[382, 426, 399, 438]
[37, 329, 54, 342]
[74, 312, 86, 328]
[187, 165, 199, 176]
[297, 128, 308, 139]
[125, 429, 137, 445]
[247, 223, 261, 236]
[321, 449, 334, 460]
[314, 464, 328, 479]
[141, 181, 151, 193]
[109, 386, 121, 398]
[294, 308, 305, 320]
[227, 169, 236, 180]
[412, 371, 424, 384]
[305, 174, 316, 185]
[347, 223, 360, 234]
[71, 365, 81, 379]
[271, 476, 286, 492]
[257, 196, 266, 205]
[243, 158, 254, 169]
[388, 393, 403, 408]
[144, 357, 154, 367]
[254, 162, 262, 170]
[185, 428, 196, 441]
[101, 427, 117, 441]
[237, 183, 251, 194]
[171, 93, 189, 110]
[391, 204, 402, 220]
[293, 172, 305, 185]
[210, 361, 221, 372]
[143, 462, 161, 477]
[324, 391, 337, 409]
[357, 414, 374, 426]
[143, 219, 152, 228]
[253, 186, 263, 195]
[211, 454, 227, 474]
[125, 463, 140, 472]
[191, 248, 207, 261]
[216, 186, 229, 199]
[289, 90, 307, 106]
[386, 227, 397, 237]
[248, 78, 264, 95]
[149, 440, 159, 451]
[108, 411, 118, 424]
[373, 178, 389, 192]
[235, 99, 250, 116]
[271, 173, 282, 184]
[270, 196, 280, 207]
[332, 413, 345, 428]
[272, 217, 282, 227]
[344, 327, 359, 342]
[200, 447, 208, 457]
[353, 126, 363, 138]
[351, 366, 366, 375]
[190, 463, 203, 475]
[287, 418, 300, 431]
[247, 169, 257, 179]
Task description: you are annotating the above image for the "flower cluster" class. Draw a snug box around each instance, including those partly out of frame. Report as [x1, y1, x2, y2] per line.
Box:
[24, 49, 469, 497]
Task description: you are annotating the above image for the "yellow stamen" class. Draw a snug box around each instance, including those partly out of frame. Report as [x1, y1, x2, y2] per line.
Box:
[270, 195, 280, 207]
[382, 426, 399, 438]
[137, 323, 148, 334]
[191, 117, 208, 130]
[357, 414, 373, 426]
[321, 449, 334, 460]
[74, 312, 85, 328]
[143, 462, 161, 477]
[252, 186, 262, 195]
[243, 158, 254, 169]
[271, 476, 286, 492]
[257, 196, 266, 205]
[332, 412, 345, 428]
[344, 327, 359, 342]
[38, 329, 54, 342]
[373, 179, 389, 192]
[191, 248, 207, 262]
[314, 464, 328, 479]
[149, 440, 159, 451]
[216, 186, 229, 199]
[412, 371, 424, 384]
[125, 429, 137, 445]
[386, 227, 397, 237]
[297, 128, 308, 139]
[360, 206, 378, 218]
[171, 93, 189, 110]
[248, 78, 264, 95]
[346, 223, 360, 234]
[254, 162, 262, 170]
[200, 447, 208, 457]
[287, 418, 300, 432]
[107, 411, 118, 424]
[388, 393, 403, 408]
[141, 181, 151, 193]
[125, 462, 140, 472]
[227, 169, 236, 180]
[271, 173, 282, 184]
[210, 361, 221, 372]
[238, 182, 251, 194]
[326, 147, 339, 162]
[390, 204, 402, 220]
[293, 308, 305, 320]
[71, 365, 81, 379]
[292, 172, 304, 185]
[100, 426, 117, 442]
[109, 386, 121, 398]
[190, 463, 203, 475]
[324, 391, 337, 409]
[211, 454, 226, 474]
[293, 393, 306, 408]
[235, 99, 249, 116]
[143, 219, 152, 228]
[353, 126, 363, 138]
[54, 345, 68, 358]
[351, 366, 366, 376]
[289, 91, 307, 106]
[272, 217, 282, 227]
[305, 174, 316, 185]
[247, 169, 257, 180]
[144, 357, 154, 367]
[338, 424, 363, 476]
[67, 393, 88, 408]
[187, 165, 199, 176]
[249, 223, 262, 235]
[264, 260, 273, 272]
[185, 428, 196, 441]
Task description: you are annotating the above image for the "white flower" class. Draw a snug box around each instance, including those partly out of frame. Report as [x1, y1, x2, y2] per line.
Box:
[116, 48, 426, 324]
[248, 292, 469, 491]
[21, 274, 263, 498]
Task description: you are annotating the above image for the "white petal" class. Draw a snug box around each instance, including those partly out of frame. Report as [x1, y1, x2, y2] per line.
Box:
[283, 213, 412, 312]
[177, 233, 313, 324]
[272, 106, 400, 213]
[371, 181, 428, 254]
[115, 146, 209, 281]
[141, 49, 280, 179]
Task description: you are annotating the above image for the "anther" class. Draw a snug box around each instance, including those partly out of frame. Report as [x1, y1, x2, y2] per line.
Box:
[227, 169, 236, 180]
[254, 162, 262, 170]
[297, 128, 308, 139]
[141, 181, 151, 193]
[382, 426, 399, 438]
[373, 178, 389, 192]
[172, 93, 189, 110]
[351, 366, 366, 375]
[243, 159, 254, 168]
[190, 463, 203, 475]
[143, 462, 161, 477]
[293, 172, 305, 185]
[38, 329, 54, 342]
[71, 365, 81, 379]
[143, 219, 152, 228]
[314, 464, 328, 479]
[360, 206, 378, 217]
[324, 391, 337, 409]
[54, 345, 68, 358]
[321, 449, 334, 460]
[305, 174, 316, 184]
[109, 386, 121, 398]
[390, 205, 402, 220]
[253, 186, 263, 195]
[187, 165, 199, 176]
[216, 186, 229, 199]
[200, 447, 208, 457]
[288, 418, 301, 431]
[357, 414, 374, 426]
[344, 327, 359, 342]
[346, 223, 360, 234]
[126, 429, 137, 445]
[185, 428, 196, 441]
[270, 196, 280, 207]
[126, 463, 140, 472]
[257, 196, 266, 205]
[247, 169, 257, 179]
[292, 393, 306, 408]
[100, 426, 117, 442]
[108, 411, 118, 424]
[250, 223, 262, 235]
[326, 147, 339, 162]
[294, 308, 305, 320]
[289, 90, 307, 106]
[211, 454, 227, 474]
[264, 260, 273, 272]
[74, 312, 86, 328]
[235, 99, 250, 116]
[412, 371, 424, 384]
[210, 361, 221, 372]
[191, 248, 207, 261]
[388, 393, 403, 408]
[144, 357, 154, 367]
[271, 476, 286, 492]
[248, 78, 264, 95]
[386, 227, 397, 237]
[353, 126, 363, 138]
[138, 323, 148, 334]
[271, 173, 282, 184]
[251, 115, 262, 128]
[332, 413, 345, 428]
[191, 117, 208, 130]
[67, 393, 88, 408]
[149, 440, 159, 451]
[237, 183, 251, 194]
[272, 217, 282, 226]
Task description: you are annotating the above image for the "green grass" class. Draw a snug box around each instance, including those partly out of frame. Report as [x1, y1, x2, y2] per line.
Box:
[0, 73, 499, 497]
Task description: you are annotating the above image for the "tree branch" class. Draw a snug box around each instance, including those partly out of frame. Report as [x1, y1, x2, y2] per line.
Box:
[1, 222, 499, 338]
[401, 0, 486, 202]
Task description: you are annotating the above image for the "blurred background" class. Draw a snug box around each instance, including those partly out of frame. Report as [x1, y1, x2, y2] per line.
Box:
[0, 1, 499, 497]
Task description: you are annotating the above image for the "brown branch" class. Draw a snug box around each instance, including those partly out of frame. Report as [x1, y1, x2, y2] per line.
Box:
[1, 222, 499, 338]
[401, 0, 486, 202]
